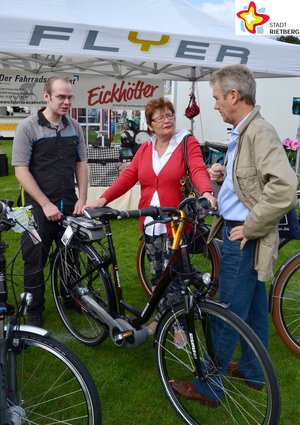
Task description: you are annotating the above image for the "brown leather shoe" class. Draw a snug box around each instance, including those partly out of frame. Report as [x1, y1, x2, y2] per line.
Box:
[171, 380, 220, 407]
[228, 362, 263, 391]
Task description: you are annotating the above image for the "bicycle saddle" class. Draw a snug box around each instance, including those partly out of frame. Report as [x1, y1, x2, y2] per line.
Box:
[84, 206, 120, 220]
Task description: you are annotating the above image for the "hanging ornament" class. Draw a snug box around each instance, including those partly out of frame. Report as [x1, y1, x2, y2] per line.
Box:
[184, 93, 200, 119]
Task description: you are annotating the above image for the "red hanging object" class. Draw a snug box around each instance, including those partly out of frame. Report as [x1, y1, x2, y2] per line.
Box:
[184, 93, 200, 119]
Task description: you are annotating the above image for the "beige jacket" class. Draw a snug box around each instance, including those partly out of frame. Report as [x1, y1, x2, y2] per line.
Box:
[209, 106, 298, 281]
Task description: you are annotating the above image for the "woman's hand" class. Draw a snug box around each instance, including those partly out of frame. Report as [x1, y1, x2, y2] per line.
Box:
[82, 197, 107, 213]
[202, 192, 217, 210]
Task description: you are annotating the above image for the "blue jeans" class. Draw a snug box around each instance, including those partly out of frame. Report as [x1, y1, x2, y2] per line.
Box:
[193, 226, 269, 400]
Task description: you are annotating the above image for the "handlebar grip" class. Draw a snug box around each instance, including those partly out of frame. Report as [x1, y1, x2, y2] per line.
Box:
[0, 201, 7, 220]
[118, 206, 159, 219]
[197, 197, 211, 210]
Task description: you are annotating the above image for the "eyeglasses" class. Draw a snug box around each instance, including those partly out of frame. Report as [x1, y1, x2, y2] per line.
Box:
[51, 94, 75, 102]
[151, 113, 175, 123]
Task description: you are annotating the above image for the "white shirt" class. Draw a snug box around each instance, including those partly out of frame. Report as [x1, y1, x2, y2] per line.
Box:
[218, 115, 250, 221]
[144, 128, 189, 235]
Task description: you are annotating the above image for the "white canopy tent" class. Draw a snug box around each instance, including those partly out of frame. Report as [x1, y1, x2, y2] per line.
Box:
[0, 0, 300, 82]
[1, 0, 299, 206]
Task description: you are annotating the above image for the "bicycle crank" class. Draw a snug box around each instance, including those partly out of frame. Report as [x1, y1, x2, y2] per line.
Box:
[111, 318, 149, 348]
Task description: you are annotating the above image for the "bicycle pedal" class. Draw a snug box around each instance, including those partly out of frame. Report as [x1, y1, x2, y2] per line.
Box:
[113, 329, 134, 342]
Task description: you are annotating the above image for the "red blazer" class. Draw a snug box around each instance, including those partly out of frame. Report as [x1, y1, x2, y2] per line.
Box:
[103, 135, 213, 230]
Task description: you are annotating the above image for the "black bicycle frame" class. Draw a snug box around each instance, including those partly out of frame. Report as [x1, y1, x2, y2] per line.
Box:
[102, 217, 209, 343]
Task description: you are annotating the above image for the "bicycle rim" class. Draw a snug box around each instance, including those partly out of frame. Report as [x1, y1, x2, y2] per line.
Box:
[155, 301, 280, 425]
[272, 254, 300, 356]
[137, 235, 220, 298]
[7, 331, 101, 424]
[52, 242, 113, 345]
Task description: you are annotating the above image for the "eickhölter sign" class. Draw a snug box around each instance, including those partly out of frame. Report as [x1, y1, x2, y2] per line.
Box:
[0, 70, 163, 109]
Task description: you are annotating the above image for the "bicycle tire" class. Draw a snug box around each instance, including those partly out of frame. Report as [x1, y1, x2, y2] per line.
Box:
[155, 300, 280, 425]
[271, 251, 300, 356]
[6, 330, 101, 424]
[136, 234, 220, 298]
[51, 240, 115, 346]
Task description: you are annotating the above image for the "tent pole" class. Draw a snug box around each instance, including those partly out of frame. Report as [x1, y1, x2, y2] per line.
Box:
[190, 67, 196, 134]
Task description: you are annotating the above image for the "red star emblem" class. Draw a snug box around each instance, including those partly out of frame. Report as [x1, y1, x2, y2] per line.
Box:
[237, 1, 270, 34]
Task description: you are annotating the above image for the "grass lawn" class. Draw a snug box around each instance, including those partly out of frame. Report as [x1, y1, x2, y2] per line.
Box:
[0, 138, 299, 425]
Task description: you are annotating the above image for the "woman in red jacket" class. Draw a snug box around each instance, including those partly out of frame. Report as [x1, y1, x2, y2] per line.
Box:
[84, 97, 215, 336]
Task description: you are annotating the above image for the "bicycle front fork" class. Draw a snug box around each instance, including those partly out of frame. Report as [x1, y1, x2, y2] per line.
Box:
[182, 290, 221, 384]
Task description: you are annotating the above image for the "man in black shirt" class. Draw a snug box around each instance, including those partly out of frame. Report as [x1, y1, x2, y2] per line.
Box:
[12, 76, 88, 326]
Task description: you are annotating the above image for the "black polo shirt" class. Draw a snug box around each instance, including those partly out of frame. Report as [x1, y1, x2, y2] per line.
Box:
[12, 110, 87, 213]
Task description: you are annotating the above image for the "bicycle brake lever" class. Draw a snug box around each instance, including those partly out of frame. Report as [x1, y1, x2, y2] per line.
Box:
[144, 217, 174, 229]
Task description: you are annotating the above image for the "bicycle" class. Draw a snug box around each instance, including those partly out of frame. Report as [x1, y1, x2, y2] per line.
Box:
[0, 201, 101, 425]
[51, 196, 280, 425]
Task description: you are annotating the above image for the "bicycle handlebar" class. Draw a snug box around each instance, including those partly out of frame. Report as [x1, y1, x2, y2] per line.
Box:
[118, 206, 180, 219]
[118, 206, 159, 219]
[84, 197, 213, 222]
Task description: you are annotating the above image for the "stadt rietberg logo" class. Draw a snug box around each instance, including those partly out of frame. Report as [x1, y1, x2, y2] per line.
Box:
[236, 1, 270, 35]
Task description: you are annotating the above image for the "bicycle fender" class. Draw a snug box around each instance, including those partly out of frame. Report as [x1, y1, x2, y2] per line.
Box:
[7, 324, 50, 337]
[199, 297, 231, 309]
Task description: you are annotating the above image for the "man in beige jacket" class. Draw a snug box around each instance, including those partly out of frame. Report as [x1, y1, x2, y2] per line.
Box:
[172, 64, 298, 405]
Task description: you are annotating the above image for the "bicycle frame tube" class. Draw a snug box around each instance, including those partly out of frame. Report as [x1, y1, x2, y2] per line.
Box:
[103, 220, 126, 315]
[132, 211, 188, 326]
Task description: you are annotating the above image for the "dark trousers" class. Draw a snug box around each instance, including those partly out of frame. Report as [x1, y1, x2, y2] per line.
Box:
[144, 232, 184, 321]
[21, 205, 62, 315]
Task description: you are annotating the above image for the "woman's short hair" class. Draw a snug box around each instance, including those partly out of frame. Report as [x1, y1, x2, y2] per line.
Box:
[145, 97, 175, 127]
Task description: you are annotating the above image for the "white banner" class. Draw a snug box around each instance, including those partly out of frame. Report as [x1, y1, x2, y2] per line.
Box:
[0, 70, 163, 109]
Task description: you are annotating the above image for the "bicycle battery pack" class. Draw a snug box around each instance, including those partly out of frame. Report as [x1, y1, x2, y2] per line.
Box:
[63, 217, 105, 241]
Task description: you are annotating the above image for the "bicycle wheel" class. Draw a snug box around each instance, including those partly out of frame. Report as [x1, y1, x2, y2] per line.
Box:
[271, 251, 300, 356]
[136, 234, 220, 298]
[156, 300, 280, 425]
[6, 330, 101, 424]
[51, 240, 115, 345]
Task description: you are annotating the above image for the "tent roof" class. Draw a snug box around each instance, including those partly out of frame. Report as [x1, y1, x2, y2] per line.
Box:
[0, 0, 300, 81]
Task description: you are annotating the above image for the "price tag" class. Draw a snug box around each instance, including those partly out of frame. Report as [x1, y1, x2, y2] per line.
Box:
[61, 225, 74, 246]
[7, 208, 29, 233]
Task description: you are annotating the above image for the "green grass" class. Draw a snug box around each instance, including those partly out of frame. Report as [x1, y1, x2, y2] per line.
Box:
[1, 138, 300, 424]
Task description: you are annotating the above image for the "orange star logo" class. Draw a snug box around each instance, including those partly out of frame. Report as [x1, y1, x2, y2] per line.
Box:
[237, 1, 270, 34]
